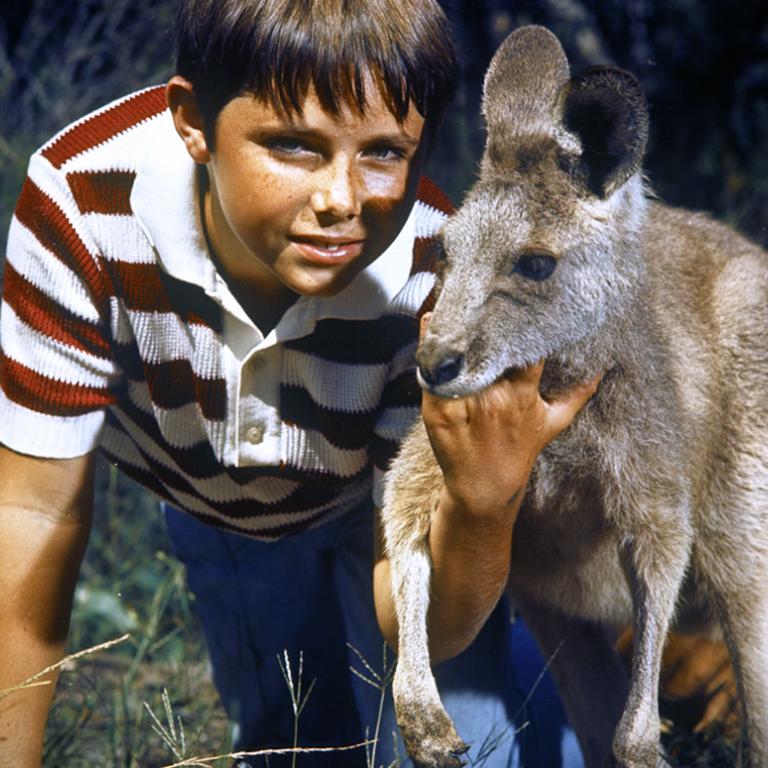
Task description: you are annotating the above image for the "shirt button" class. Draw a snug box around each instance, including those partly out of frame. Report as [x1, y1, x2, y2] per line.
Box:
[246, 424, 265, 444]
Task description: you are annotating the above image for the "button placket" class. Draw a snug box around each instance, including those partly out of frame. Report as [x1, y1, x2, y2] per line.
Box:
[237, 345, 283, 465]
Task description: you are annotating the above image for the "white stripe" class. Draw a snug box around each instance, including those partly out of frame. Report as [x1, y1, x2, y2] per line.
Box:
[282, 349, 387, 413]
[26, 153, 102, 264]
[104, 412, 301, 505]
[6, 218, 102, 323]
[59, 110, 167, 175]
[40, 86, 164, 157]
[374, 405, 421, 443]
[414, 201, 448, 238]
[99, 422, 154, 471]
[1, 304, 117, 385]
[113, 306, 223, 376]
[125, 379, 228, 452]
[283, 422, 369, 478]
[387, 339, 418, 380]
[85, 214, 158, 264]
[388, 270, 435, 316]
[0, 388, 105, 458]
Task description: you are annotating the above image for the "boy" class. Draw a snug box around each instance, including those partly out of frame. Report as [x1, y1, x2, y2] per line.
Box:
[0, 1, 597, 766]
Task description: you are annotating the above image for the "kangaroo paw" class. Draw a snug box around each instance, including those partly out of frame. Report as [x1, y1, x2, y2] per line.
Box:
[395, 696, 469, 768]
[606, 741, 661, 768]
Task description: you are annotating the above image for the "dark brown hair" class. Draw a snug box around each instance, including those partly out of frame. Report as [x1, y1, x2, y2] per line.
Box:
[175, 0, 457, 144]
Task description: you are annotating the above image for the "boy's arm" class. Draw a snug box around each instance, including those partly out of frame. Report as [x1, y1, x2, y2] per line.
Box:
[0, 446, 95, 768]
[374, 361, 599, 664]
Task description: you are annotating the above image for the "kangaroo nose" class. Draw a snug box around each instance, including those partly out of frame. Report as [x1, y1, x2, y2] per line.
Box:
[419, 354, 464, 388]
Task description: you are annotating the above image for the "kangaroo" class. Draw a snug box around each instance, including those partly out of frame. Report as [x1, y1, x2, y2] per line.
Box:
[381, 25, 768, 768]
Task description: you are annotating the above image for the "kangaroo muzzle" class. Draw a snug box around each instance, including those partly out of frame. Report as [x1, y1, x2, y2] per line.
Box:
[418, 353, 465, 390]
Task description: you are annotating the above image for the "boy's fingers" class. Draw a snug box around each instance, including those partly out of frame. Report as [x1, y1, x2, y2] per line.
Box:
[544, 373, 602, 435]
[497, 362, 545, 402]
[511, 360, 545, 388]
[419, 312, 432, 340]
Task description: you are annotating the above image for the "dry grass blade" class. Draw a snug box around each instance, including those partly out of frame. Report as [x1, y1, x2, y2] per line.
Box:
[0, 633, 130, 702]
[160, 739, 376, 768]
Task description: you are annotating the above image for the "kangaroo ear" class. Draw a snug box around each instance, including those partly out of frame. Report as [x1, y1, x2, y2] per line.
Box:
[482, 26, 571, 137]
[562, 67, 649, 198]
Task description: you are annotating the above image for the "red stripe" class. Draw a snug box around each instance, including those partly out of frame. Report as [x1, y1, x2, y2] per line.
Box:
[105, 261, 173, 313]
[104, 261, 221, 331]
[67, 170, 136, 215]
[3, 263, 111, 358]
[411, 235, 440, 275]
[14, 178, 109, 312]
[42, 87, 167, 169]
[417, 176, 455, 215]
[0, 354, 115, 416]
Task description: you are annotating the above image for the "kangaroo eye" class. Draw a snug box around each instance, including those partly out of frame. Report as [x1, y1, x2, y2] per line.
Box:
[513, 253, 558, 281]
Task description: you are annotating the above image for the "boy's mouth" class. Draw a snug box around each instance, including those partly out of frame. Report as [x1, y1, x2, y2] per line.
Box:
[290, 235, 365, 265]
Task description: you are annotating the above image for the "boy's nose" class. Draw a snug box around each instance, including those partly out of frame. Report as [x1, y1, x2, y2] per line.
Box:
[311, 158, 361, 219]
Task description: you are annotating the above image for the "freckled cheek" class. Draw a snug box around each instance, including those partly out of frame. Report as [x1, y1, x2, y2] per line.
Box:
[224, 171, 303, 235]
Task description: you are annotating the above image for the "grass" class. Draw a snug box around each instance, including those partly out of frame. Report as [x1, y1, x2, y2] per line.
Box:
[42, 458, 232, 768]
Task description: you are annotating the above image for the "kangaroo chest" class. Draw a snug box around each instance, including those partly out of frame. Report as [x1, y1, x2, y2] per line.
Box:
[507, 469, 635, 626]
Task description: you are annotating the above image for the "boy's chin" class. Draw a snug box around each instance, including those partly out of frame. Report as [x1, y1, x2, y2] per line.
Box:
[291, 264, 367, 299]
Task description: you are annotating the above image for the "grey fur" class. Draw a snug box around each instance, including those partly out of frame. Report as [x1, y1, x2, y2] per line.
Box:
[382, 25, 768, 768]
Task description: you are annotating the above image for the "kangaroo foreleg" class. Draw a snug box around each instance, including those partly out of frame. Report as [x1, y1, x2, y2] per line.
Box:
[382, 422, 467, 767]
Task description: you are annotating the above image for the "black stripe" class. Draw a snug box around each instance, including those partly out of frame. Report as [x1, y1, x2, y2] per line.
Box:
[280, 384, 375, 450]
[284, 314, 418, 364]
[379, 369, 421, 410]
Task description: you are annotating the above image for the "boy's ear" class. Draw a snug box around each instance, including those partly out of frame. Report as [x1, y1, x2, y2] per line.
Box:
[166, 76, 211, 163]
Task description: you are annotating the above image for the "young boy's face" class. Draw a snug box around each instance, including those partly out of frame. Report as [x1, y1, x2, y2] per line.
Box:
[178, 78, 427, 312]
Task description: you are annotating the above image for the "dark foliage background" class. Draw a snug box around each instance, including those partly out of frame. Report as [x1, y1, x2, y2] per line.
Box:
[2, 0, 768, 249]
[0, 0, 766, 764]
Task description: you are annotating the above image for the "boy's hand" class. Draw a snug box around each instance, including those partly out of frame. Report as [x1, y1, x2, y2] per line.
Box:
[419, 313, 600, 520]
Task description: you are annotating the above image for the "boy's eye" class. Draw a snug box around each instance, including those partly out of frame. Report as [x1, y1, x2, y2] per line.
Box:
[364, 145, 405, 162]
[265, 138, 315, 156]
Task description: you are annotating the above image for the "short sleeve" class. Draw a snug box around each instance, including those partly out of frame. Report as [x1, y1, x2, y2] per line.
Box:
[0, 153, 119, 458]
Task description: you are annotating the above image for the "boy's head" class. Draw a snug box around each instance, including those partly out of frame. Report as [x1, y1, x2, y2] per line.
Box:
[174, 0, 457, 147]
[168, 0, 456, 317]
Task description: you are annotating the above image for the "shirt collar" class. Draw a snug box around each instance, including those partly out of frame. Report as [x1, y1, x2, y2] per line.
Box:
[131, 108, 416, 339]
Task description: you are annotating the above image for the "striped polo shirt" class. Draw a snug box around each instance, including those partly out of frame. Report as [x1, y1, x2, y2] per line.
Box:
[0, 86, 450, 539]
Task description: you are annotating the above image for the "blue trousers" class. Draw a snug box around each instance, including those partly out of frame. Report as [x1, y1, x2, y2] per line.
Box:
[165, 503, 583, 768]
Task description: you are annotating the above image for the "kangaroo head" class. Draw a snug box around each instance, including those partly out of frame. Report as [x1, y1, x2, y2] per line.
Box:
[418, 26, 649, 397]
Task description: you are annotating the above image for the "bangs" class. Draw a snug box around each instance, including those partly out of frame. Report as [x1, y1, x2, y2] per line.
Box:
[177, 0, 456, 133]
